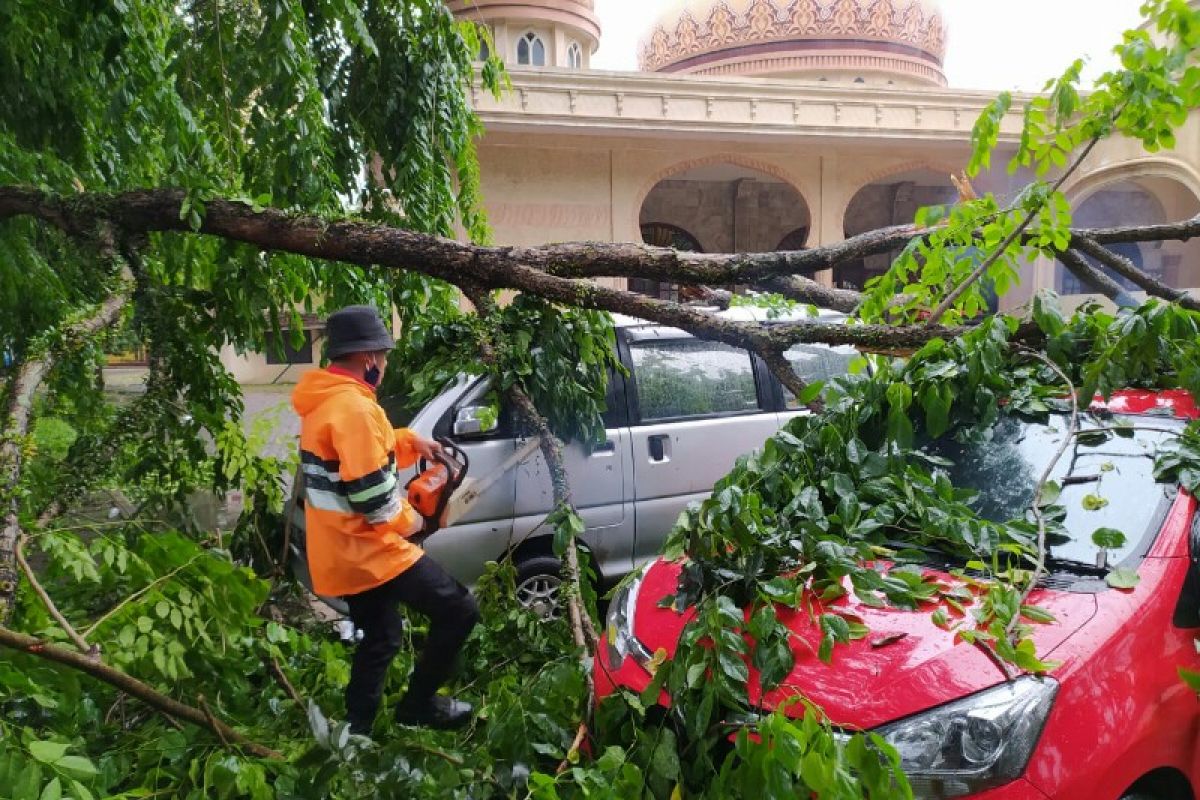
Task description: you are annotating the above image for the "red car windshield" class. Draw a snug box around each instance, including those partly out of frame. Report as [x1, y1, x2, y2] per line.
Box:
[923, 413, 1184, 568]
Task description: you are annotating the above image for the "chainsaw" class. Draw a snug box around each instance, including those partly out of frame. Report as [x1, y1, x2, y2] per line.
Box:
[406, 437, 469, 544]
[406, 435, 544, 545]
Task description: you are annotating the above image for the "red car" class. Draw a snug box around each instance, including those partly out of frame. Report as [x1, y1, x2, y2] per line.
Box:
[597, 390, 1200, 799]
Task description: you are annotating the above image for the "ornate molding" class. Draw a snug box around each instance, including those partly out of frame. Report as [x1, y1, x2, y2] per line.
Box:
[640, 0, 946, 83]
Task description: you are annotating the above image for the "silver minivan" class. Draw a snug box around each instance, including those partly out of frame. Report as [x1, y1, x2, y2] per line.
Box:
[289, 307, 855, 614]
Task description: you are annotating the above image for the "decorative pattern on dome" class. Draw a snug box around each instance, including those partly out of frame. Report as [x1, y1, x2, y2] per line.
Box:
[640, 0, 946, 73]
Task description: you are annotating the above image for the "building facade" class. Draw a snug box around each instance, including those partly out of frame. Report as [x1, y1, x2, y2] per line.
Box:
[218, 0, 1200, 382]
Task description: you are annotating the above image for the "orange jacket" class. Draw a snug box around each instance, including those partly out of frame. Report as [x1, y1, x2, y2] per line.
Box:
[291, 367, 424, 597]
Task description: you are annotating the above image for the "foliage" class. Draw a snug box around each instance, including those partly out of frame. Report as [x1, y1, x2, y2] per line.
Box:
[858, 0, 1200, 326]
[0, 0, 502, 521]
[3, 1, 1200, 799]
[383, 294, 622, 446]
[620, 297, 1200, 796]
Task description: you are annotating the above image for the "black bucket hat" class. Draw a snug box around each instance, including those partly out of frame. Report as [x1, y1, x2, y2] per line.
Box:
[325, 305, 395, 359]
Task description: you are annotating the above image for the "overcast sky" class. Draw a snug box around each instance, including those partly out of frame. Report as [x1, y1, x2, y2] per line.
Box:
[590, 0, 1148, 91]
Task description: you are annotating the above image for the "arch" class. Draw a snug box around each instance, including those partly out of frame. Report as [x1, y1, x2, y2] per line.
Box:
[1054, 167, 1200, 295]
[776, 226, 810, 251]
[630, 153, 812, 241]
[640, 222, 704, 253]
[836, 162, 959, 290]
[1063, 157, 1200, 209]
[839, 158, 961, 219]
[516, 31, 546, 66]
[567, 41, 583, 69]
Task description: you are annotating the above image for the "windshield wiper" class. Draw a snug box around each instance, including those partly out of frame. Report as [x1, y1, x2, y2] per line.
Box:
[1043, 555, 1107, 577]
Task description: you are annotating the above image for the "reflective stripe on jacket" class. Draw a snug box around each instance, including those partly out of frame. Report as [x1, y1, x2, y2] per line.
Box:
[291, 367, 423, 596]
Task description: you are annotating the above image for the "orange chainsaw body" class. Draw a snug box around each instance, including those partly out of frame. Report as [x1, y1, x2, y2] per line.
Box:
[405, 439, 468, 541]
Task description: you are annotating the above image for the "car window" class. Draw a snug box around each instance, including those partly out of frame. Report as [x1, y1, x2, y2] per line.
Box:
[925, 414, 1183, 567]
[781, 344, 858, 409]
[629, 339, 760, 423]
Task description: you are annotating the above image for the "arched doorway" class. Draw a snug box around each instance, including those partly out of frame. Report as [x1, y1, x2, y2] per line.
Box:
[839, 168, 957, 290]
[1057, 176, 1200, 295]
[635, 162, 811, 300]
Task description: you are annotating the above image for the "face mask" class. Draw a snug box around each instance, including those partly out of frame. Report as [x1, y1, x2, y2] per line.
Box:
[363, 362, 381, 388]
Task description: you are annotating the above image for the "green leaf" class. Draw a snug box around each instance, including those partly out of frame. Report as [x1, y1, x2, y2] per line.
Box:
[51, 756, 97, 780]
[1020, 604, 1056, 624]
[1091, 527, 1126, 550]
[1180, 666, 1200, 694]
[1106, 567, 1141, 590]
[28, 741, 69, 765]
[1081, 494, 1109, 511]
[38, 778, 62, 800]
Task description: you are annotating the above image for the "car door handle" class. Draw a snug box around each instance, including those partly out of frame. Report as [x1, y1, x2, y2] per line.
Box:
[648, 434, 670, 463]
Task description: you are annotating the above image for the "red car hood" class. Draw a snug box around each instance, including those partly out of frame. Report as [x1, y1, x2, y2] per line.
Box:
[633, 560, 1097, 730]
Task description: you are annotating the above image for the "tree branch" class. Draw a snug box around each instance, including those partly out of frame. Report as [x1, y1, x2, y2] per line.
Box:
[1071, 235, 1200, 311]
[462, 284, 599, 652]
[0, 626, 282, 759]
[15, 534, 97, 657]
[3, 186, 1198, 366]
[1056, 248, 1139, 308]
[0, 252, 133, 621]
[926, 136, 1103, 325]
[752, 275, 862, 313]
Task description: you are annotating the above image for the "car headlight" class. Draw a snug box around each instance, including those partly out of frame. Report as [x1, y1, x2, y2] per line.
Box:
[873, 676, 1057, 799]
[604, 565, 654, 669]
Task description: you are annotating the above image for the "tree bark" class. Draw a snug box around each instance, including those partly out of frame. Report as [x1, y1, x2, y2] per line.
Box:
[1072, 235, 1200, 311]
[0, 626, 281, 759]
[460, 285, 599, 651]
[4, 187, 1200, 359]
[1057, 248, 1139, 308]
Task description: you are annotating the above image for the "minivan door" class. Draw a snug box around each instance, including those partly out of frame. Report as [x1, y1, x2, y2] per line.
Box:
[624, 330, 779, 569]
[513, 366, 635, 580]
[414, 377, 520, 588]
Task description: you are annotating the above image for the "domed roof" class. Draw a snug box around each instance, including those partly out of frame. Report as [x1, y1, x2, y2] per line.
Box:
[639, 0, 947, 86]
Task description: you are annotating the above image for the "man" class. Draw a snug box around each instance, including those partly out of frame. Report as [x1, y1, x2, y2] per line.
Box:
[291, 305, 479, 735]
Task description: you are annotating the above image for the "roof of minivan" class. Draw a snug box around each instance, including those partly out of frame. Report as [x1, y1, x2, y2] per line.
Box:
[612, 305, 847, 330]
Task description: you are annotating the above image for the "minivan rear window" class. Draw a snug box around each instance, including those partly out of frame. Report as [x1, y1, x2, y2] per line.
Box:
[925, 413, 1183, 568]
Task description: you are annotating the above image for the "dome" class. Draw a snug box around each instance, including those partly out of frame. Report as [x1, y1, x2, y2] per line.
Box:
[639, 0, 948, 86]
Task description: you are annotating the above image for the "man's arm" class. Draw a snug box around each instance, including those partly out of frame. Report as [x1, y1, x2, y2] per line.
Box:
[331, 413, 418, 535]
[394, 428, 444, 469]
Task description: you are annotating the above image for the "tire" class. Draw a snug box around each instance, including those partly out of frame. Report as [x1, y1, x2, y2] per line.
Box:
[1120, 794, 1159, 799]
[513, 554, 566, 619]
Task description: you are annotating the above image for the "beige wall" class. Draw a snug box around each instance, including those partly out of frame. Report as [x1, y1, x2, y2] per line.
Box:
[477, 102, 1199, 316]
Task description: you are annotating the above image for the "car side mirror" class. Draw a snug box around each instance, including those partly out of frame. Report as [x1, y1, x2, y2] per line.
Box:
[453, 404, 498, 437]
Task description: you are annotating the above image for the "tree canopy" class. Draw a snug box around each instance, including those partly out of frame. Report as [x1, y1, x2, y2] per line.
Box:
[2, 0, 1200, 798]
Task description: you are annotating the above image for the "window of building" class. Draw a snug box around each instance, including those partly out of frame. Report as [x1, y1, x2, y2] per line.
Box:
[517, 31, 546, 66]
[567, 41, 582, 69]
[478, 38, 490, 61]
[267, 330, 314, 365]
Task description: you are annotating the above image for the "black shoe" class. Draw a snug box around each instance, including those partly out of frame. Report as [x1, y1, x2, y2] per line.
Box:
[394, 695, 474, 730]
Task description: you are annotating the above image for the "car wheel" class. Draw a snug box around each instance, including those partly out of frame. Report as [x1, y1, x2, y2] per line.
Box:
[514, 555, 565, 619]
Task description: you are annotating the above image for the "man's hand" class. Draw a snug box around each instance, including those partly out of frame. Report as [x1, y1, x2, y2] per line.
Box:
[413, 437, 445, 462]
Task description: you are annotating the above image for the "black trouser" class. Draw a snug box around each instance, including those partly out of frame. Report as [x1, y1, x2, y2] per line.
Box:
[343, 555, 480, 729]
